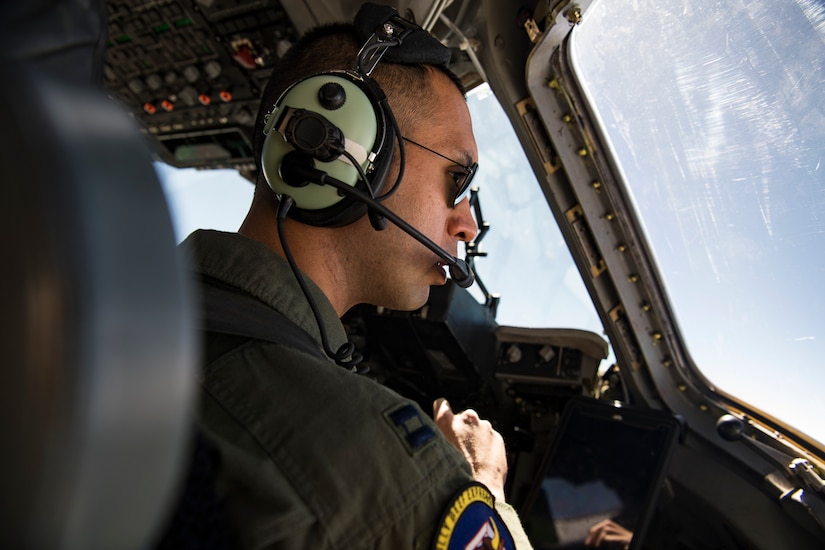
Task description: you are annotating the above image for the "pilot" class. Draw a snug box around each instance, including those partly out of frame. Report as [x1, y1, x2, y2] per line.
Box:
[172, 3, 532, 548]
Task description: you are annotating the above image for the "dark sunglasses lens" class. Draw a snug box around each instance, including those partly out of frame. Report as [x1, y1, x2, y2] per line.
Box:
[453, 163, 477, 205]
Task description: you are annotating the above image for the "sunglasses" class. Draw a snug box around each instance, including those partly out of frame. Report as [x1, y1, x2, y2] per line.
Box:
[402, 137, 478, 206]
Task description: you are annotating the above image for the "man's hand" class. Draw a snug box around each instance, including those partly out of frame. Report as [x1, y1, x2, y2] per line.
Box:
[433, 398, 508, 502]
[584, 519, 633, 548]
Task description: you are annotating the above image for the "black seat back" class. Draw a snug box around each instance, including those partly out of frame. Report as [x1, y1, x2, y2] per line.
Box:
[0, 2, 199, 548]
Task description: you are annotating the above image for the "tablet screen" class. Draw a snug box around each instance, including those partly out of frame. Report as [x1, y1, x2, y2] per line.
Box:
[522, 398, 680, 549]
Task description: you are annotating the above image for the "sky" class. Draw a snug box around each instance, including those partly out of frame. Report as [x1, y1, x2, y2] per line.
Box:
[571, 0, 824, 445]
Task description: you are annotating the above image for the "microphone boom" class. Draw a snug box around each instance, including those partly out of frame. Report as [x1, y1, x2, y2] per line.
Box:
[280, 151, 475, 288]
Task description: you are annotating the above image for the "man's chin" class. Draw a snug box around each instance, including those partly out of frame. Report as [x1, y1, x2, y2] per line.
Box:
[378, 286, 432, 313]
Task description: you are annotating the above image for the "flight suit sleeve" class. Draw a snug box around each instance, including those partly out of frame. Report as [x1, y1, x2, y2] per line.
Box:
[495, 501, 534, 550]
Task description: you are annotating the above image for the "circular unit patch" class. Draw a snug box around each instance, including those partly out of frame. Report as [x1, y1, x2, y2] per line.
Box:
[433, 482, 515, 550]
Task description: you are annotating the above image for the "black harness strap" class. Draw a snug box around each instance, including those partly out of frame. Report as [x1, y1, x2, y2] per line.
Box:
[198, 274, 325, 361]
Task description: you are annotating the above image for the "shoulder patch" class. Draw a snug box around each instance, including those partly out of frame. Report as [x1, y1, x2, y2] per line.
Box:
[433, 482, 516, 550]
[383, 403, 437, 455]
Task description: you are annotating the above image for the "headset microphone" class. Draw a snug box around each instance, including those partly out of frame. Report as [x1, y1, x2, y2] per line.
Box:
[280, 151, 475, 288]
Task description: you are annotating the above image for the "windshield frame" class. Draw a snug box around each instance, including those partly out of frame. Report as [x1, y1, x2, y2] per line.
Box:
[521, 1, 824, 463]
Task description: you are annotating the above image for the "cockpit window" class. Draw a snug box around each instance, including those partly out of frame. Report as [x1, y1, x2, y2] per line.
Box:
[466, 85, 609, 338]
[570, 0, 824, 444]
[158, 165, 252, 236]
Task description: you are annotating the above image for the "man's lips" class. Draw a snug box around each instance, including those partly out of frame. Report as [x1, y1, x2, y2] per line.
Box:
[433, 261, 448, 282]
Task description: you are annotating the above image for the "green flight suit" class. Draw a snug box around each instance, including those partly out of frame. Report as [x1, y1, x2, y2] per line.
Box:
[180, 230, 531, 549]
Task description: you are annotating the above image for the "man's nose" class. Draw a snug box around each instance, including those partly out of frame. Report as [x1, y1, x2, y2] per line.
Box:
[450, 197, 478, 243]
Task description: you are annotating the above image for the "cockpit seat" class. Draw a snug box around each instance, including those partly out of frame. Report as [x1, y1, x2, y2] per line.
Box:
[0, 2, 198, 547]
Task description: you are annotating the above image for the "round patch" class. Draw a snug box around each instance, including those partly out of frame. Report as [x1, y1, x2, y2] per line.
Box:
[433, 482, 516, 550]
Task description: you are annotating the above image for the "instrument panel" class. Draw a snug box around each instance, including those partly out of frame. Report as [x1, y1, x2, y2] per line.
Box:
[104, 0, 298, 178]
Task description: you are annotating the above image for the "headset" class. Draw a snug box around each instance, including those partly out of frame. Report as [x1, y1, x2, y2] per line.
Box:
[257, 4, 474, 370]
[260, 3, 411, 229]
[261, 68, 395, 228]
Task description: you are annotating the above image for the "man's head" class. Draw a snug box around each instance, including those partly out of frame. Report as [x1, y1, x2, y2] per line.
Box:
[243, 12, 478, 313]
[251, 20, 465, 198]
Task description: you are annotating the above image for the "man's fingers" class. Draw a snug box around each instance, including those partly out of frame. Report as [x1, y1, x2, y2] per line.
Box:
[433, 398, 453, 422]
[462, 408, 481, 426]
[433, 401, 485, 429]
[433, 399, 459, 446]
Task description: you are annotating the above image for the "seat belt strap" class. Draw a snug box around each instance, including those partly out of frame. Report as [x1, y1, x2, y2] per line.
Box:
[198, 275, 325, 361]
